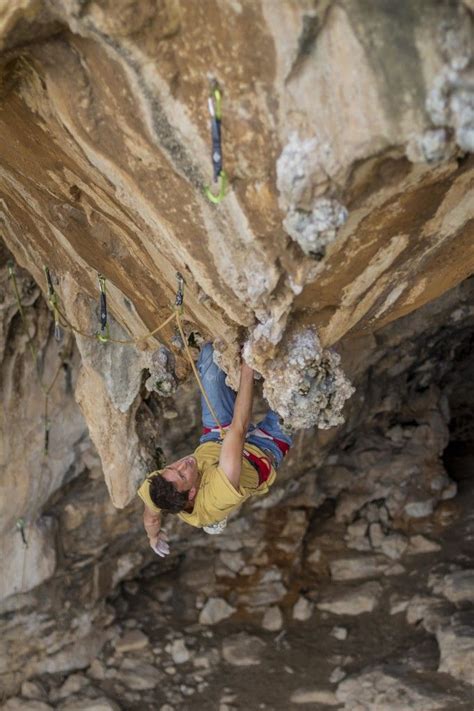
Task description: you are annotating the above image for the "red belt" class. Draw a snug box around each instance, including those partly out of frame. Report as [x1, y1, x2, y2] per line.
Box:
[242, 448, 272, 485]
[256, 427, 290, 456]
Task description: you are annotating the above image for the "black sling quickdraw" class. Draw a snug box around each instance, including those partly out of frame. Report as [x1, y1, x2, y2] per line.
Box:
[97, 273, 110, 343]
[16, 517, 27, 546]
[175, 272, 185, 314]
[204, 81, 227, 204]
[44, 266, 62, 342]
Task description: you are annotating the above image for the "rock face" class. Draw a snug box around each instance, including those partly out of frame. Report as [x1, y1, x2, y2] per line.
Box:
[0, 1, 474, 709]
[0, 0, 472, 505]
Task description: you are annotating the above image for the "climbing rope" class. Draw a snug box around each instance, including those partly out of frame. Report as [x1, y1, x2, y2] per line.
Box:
[51, 280, 177, 346]
[8, 261, 226, 588]
[175, 307, 224, 438]
[10, 263, 224, 436]
[8, 263, 65, 454]
[204, 80, 228, 204]
[8, 263, 70, 592]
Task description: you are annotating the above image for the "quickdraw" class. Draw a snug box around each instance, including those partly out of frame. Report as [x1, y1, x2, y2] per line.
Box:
[204, 81, 228, 204]
[9, 261, 225, 454]
[44, 266, 62, 342]
[16, 518, 27, 547]
[97, 273, 110, 344]
[7, 261, 227, 578]
[175, 272, 185, 315]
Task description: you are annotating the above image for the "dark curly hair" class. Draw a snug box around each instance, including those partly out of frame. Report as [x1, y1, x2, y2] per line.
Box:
[148, 472, 189, 514]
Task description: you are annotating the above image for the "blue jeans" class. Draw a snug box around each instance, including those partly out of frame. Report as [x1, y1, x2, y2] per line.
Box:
[197, 343, 292, 468]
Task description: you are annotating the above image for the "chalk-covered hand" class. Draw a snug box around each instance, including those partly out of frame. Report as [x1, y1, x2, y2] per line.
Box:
[151, 531, 170, 558]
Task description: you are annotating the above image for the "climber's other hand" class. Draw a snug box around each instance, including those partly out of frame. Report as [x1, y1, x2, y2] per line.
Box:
[151, 531, 170, 557]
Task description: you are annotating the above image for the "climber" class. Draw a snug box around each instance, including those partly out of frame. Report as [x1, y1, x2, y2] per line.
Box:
[138, 343, 292, 555]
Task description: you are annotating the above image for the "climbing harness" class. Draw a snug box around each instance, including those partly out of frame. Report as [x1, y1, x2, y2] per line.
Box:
[202, 425, 281, 485]
[97, 273, 110, 343]
[204, 81, 228, 204]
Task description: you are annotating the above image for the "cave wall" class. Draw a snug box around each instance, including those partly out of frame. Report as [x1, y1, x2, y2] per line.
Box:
[1, 259, 473, 702]
[0, 1, 472, 510]
[0, 2, 473, 701]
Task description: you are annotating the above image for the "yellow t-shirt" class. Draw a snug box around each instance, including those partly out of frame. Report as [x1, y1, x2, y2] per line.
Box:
[137, 441, 276, 528]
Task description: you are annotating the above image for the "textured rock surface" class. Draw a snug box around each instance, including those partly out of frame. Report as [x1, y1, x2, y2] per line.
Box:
[0, 2, 474, 709]
[0, 0, 472, 503]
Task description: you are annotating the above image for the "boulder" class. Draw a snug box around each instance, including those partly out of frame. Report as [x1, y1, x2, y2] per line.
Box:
[222, 633, 266, 667]
[317, 583, 382, 616]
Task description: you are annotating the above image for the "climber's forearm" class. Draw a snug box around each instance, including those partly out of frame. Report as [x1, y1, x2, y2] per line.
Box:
[219, 363, 254, 490]
[230, 363, 254, 434]
[143, 505, 161, 544]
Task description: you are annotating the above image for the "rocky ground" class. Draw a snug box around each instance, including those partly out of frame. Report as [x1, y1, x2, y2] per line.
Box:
[2, 442, 474, 711]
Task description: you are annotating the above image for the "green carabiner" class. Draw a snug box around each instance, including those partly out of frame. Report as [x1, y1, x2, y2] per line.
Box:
[204, 170, 228, 204]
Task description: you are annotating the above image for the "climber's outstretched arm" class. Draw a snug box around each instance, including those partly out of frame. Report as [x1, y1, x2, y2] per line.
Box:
[219, 361, 254, 491]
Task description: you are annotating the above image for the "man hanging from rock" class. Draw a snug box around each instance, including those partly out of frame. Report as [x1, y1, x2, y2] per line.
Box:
[138, 343, 292, 555]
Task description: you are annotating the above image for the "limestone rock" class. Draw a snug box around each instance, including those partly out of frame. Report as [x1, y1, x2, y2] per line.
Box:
[118, 662, 159, 691]
[53, 674, 88, 700]
[0, 516, 57, 601]
[222, 633, 266, 667]
[329, 667, 346, 684]
[317, 583, 382, 616]
[329, 555, 389, 581]
[218, 551, 245, 574]
[248, 327, 355, 431]
[198, 598, 236, 626]
[114, 630, 150, 653]
[20, 681, 47, 700]
[292, 597, 314, 622]
[167, 638, 190, 665]
[331, 627, 348, 641]
[434, 570, 474, 604]
[404, 500, 435, 519]
[57, 699, 121, 711]
[407, 535, 442, 555]
[262, 606, 283, 632]
[337, 668, 460, 709]
[379, 533, 408, 561]
[0, 3, 473, 707]
[1, 701, 53, 711]
[436, 611, 474, 684]
[237, 578, 287, 608]
[283, 198, 348, 259]
[290, 688, 339, 705]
